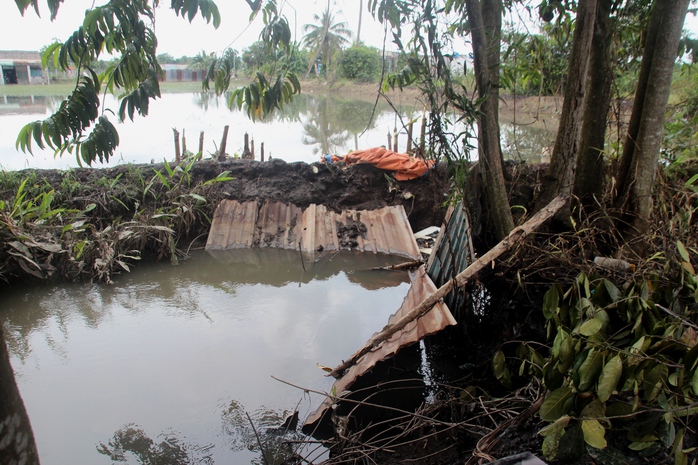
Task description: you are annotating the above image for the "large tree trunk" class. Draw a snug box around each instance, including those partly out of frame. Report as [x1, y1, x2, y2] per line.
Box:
[465, 0, 514, 241]
[0, 327, 40, 465]
[535, 0, 597, 218]
[574, 0, 613, 209]
[614, 0, 690, 253]
[481, 0, 510, 181]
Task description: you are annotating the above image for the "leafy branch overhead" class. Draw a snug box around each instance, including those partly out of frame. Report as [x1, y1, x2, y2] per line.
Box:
[203, 0, 300, 120]
[14, 0, 297, 165]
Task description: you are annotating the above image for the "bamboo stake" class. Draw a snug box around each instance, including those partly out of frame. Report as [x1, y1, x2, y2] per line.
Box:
[419, 113, 427, 157]
[242, 132, 252, 159]
[298, 239, 306, 271]
[181, 128, 187, 155]
[173, 128, 181, 162]
[329, 194, 569, 379]
[261, 142, 265, 162]
[198, 131, 204, 160]
[387, 132, 392, 149]
[393, 127, 398, 152]
[251, 138, 255, 159]
[406, 120, 414, 154]
[218, 125, 229, 161]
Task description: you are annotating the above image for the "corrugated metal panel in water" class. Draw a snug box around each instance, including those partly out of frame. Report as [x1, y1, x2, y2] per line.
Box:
[303, 265, 456, 431]
[205, 199, 421, 259]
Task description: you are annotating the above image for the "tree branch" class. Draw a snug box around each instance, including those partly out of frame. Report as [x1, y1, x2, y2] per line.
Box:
[329, 194, 569, 378]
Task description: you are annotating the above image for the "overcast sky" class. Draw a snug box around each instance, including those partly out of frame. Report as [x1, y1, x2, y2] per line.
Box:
[0, 1, 695, 59]
[0, 0, 394, 57]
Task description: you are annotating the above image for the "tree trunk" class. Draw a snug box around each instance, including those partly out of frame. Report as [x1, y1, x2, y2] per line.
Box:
[356, 0, 363, 45]
[535, 0, 597, 219]
[481, 0, 509, 180]
[614, 0, 690, 253]
[574, 0, 613, 209]
[0, 327, 41, 465]
[465, 0, 514, 241]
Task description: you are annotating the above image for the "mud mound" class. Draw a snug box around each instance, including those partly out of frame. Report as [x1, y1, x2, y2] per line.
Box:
[30, 158, 451, 233]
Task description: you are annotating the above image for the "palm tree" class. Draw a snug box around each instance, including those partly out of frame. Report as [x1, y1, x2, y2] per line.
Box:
[189, 50, 215, 71]
[302, 2, 352, 79]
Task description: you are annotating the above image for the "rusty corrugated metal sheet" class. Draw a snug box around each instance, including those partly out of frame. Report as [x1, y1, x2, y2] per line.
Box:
[205, 199, 421, 259]
[304, 265, 456, 429]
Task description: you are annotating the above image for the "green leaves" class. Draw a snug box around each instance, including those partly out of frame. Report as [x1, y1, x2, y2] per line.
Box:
[15, 0, 250, 166]
[492, 350, 512, 388]
[117, 67, 162, 122]
[579, 318, 603, 337]
[171, 0, 221, 28]
[542, 285, 560, 319]
[577, 347, 604, 391]
[597, 356, 623, 402]
[643, 363, 669, 402]
[540, 415, 570, 461]
[581, 419, 607, 449]
[526, 270, 698, 461]
[228, 71, 301, 121]
[540, 386, 574, 421]
[17, 71, 101, 158]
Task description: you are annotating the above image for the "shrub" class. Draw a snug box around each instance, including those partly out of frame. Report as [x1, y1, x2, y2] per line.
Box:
[339, 45, 382, 82]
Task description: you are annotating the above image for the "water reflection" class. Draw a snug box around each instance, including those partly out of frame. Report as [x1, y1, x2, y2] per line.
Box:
[0, 250, 411, 464]
[0, 90, 556, 170]
[98, 424, 215, 465]
[0, 94, 65, 115]
[98, 401, 306, 465]
[501, 122, 555, 163]
[220, 400, 305, 465]
[207, 248, 410, 289]
[301, 97, 351, 156]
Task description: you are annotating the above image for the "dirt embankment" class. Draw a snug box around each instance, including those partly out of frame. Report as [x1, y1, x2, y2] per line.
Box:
[61, 157, 451, 232]
[0, 157, 452, 286]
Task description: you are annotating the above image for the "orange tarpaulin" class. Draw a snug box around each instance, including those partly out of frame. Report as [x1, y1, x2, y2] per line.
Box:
[325, 147, 434, 181]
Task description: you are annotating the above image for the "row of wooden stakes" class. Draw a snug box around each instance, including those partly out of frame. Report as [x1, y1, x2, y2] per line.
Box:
[172, 115, 429, 163]
[172, 125, 268, 162]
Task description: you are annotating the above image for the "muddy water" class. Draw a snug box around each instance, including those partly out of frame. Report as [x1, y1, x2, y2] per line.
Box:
[0, 92, 555, 170]
[1, 249, 411, 464]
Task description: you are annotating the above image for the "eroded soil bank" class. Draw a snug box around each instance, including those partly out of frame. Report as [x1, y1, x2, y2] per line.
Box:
[0, 157, 454, 286]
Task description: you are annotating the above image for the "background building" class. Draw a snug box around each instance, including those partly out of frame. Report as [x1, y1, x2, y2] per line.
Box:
[0, 50, 45, 85]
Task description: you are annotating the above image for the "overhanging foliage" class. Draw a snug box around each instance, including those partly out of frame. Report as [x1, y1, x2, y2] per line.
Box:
[13, 0, 298, 166]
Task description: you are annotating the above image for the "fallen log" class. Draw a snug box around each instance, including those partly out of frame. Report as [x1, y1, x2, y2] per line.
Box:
[329, 194, 569, 378]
